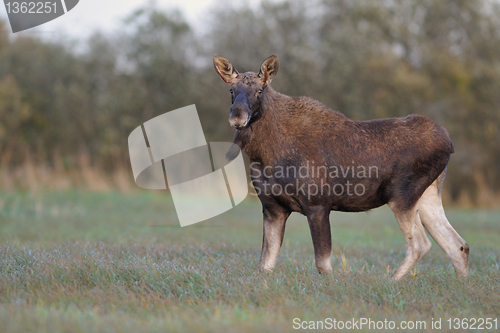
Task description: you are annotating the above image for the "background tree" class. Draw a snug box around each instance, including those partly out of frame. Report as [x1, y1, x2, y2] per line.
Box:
[0, 0, 499, 204]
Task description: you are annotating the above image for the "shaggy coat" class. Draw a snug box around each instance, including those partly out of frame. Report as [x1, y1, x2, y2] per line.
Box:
[214, 54, 468, 281]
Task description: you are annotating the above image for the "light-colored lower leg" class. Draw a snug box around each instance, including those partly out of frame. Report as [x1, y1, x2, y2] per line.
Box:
[418, 180, 469, 278]
[258, 207, 290, 271]
[390, 204, 432, 281]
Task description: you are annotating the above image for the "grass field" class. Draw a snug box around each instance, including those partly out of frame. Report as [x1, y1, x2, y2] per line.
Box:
[0, 190, 499, 332]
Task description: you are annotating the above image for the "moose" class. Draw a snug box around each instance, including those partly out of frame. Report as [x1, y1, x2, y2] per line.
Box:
[213, 54, 469, 281]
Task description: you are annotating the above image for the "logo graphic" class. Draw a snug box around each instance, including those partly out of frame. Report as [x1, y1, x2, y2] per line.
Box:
[4, 0, 79, 33]
[128, 105, 248, 227]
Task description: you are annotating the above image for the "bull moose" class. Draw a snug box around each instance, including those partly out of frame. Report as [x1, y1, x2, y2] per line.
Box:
[213, 54, 469, 281]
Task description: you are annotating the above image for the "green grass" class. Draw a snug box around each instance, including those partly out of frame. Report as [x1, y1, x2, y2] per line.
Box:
[0, 190, 499, 332]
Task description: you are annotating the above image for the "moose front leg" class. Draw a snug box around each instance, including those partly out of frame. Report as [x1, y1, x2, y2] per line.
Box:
[258, 204, 291, 272]
[307, 206, 333, 275]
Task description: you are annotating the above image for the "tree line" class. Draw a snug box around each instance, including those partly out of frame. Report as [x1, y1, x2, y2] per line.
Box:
[0, 0, 499, 205]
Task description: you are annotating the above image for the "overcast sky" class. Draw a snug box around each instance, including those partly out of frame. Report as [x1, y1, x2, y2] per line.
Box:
[1, 0, 218, 38]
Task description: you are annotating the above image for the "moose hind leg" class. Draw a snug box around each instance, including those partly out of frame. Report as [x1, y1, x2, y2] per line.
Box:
[389, 204, 432, 281]
[418, 179, 469, 279]
[258, 204, 290, 272]
[307, 206, 333, 275]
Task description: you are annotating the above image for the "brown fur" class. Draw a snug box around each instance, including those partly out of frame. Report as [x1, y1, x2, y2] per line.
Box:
[214, 54, 468, 280]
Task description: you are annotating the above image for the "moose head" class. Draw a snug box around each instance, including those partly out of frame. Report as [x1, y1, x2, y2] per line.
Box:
[213, 54, 279, 129]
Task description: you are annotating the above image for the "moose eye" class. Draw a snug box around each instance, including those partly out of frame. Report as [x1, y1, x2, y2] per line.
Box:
[229, 89, 234, 94]
[258, 89, 263, 94]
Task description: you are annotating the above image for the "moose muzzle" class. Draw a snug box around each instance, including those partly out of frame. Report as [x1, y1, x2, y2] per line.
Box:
[229, 94, 251, 128]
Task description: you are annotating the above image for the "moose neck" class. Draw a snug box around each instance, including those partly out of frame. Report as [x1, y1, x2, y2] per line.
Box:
[232, 86, 290, 164]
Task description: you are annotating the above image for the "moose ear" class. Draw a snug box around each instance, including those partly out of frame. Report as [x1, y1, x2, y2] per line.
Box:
[213, 55, 239, 83]
[258, 55, 279, 84]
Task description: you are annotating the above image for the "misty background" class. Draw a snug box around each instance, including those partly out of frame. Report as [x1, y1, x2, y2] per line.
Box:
[0, 0, 499, 206]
